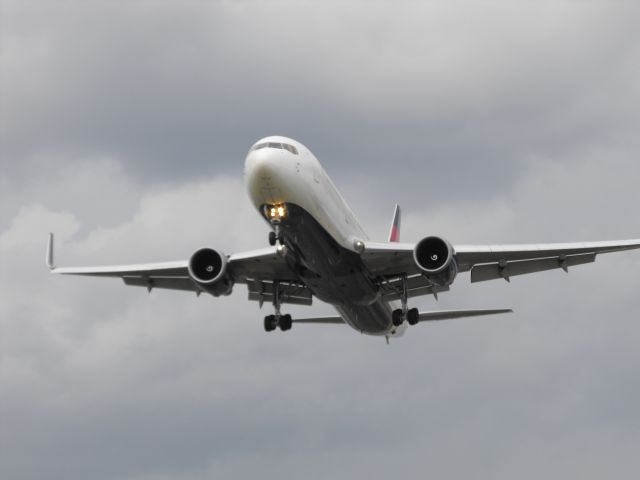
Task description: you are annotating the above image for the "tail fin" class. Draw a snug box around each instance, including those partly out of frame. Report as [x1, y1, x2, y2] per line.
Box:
[388, 204, 401, 242]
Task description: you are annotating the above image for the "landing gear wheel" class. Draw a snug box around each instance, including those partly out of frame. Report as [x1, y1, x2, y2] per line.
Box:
[279, 314, 292, 331]
[407, 308, 419, 326]
[268, 231, 277, 246]
[392, 309, 404, 326]
[264, 315, 277, 332]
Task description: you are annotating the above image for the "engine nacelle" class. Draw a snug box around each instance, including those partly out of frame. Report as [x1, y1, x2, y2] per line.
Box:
[413, 236, 458, 287]
[187, 248, 234, 296]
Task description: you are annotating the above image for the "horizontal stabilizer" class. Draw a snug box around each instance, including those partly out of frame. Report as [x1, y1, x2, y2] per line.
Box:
[417, 308, 513, 322]
[291, 315, 345, 324]
[289, 309, 511, 326]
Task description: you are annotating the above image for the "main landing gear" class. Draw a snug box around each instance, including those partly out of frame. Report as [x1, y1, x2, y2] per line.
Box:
[263, 281, 293, 332]
[264, 313, 292, 332]
[392, 275, 420, 326]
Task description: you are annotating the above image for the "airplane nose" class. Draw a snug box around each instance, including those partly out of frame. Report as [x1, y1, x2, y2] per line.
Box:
[244, 149, 291, 206]
[245, 149, 280, 181]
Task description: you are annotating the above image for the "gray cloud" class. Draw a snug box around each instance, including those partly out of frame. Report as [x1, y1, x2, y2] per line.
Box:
[2, 1, 640, 479]
[3, 1, 638, 195]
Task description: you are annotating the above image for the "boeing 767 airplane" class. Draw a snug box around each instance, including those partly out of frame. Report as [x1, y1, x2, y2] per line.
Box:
[47, 136, 640, 339]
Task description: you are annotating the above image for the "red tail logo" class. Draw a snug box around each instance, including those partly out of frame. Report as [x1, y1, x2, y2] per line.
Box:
[388, 204, 401, 242]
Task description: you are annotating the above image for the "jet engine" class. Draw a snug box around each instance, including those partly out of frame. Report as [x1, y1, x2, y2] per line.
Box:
[413, 236, 458, 286]
[188, 248, 234, 296]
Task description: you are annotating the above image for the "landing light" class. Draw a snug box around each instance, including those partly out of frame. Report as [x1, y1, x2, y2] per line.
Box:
[267, 204, 287, 219]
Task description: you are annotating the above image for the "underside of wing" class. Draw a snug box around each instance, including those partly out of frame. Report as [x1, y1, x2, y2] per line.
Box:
[379, 274, 449, 301]
[361, 238, 640, 286]
[455, 239, 640, 272]
[47, 234, 301, 296]
[52, 259, 194, 292]
[456, 239, 640, 282]
[246, 278, 313, 306]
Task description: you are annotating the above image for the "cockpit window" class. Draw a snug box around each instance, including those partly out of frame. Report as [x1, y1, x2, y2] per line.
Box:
[250, 142, 298, 155]
[283, 144, 298, 154]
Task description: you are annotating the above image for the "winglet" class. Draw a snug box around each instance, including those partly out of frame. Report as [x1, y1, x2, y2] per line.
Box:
[46, 233, 55, 270]
[388, 204, 401, 242]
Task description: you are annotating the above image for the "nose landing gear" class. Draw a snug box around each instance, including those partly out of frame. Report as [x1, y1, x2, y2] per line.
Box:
[265, 204, 286, 247]
[268, 225, 283, 247]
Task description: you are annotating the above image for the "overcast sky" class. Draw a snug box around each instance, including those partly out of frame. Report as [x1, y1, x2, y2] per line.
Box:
[2, 1, 640, 479]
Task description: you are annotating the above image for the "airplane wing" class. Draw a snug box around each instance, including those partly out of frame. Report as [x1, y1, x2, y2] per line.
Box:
[46, 234, 309, 304]
[362, 238, 640, 284]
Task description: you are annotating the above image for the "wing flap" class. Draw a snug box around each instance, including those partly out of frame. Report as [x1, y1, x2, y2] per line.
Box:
[379, 274, 449, 301]
[247, 279, 313, 306]
[122, 276, 197, 292]
[470, 252, 596, 283]
[456, 239, 640, 271]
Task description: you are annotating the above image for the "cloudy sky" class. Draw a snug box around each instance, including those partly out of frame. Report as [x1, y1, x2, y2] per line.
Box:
[2, 1, 640, 479]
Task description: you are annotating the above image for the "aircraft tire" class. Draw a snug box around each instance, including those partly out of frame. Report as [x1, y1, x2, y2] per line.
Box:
[264, 315, 277, 332]
[392, 309, 404, 326]
[279, 314, 292, 331]
[407, 308, 419, 325]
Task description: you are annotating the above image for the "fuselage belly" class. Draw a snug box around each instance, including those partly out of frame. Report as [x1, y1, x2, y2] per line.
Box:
[244, 136, 403, 336]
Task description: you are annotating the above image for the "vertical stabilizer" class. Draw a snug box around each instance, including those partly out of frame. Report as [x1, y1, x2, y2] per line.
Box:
[388, 204, 401, 242]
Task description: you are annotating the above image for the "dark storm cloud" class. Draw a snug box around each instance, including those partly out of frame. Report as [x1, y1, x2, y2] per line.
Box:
[2, 1, 640, 480]
[3, 0, 638, 204]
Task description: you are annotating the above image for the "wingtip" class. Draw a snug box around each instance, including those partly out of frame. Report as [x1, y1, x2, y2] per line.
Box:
[46, 232, 55, 270]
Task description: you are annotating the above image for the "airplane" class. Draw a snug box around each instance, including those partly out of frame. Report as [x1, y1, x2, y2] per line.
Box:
[47, 136, 640, 340]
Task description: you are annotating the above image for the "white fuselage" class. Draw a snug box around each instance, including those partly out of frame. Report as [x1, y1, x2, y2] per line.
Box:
[244, 136, 405, 337]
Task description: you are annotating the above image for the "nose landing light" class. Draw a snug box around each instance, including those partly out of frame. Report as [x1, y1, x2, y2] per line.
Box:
[265, 204, 287, 220]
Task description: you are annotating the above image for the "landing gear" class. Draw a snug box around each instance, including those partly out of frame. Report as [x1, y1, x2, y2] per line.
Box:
[391, 276, 421, 326]
[264, 315, 277, 332]
[268, 226, 284, 247]
[392, 307, 419, 326]
[279, 314, 292, 331]
[263, 281, 293, 332]
[392, 309, 404, 326]
[263, 313, 292, 332]
[268, 218, 283, 247]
